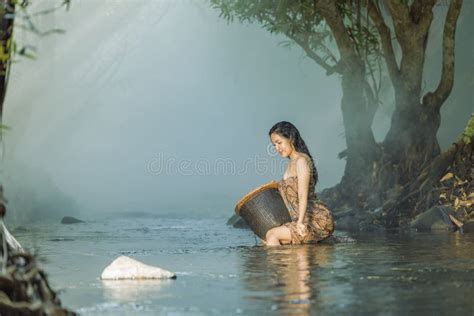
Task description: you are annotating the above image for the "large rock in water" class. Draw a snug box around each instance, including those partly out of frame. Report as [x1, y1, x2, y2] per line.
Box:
[410, 206, 456, 231]
[335, 215, 360, 232]
[61, 216, 84, 224]
[101, 256, 176, 280]
[460, 221, 474, 234]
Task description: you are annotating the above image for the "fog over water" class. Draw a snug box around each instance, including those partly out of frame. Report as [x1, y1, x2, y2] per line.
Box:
[1, 0, 472, 222]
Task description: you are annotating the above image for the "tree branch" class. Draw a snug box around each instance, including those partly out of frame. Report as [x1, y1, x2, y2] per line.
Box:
[386, 0, 411, 41]
[0, 0, 15, 123]
[286, 32, 340, 75]
[315, 0, 359, 70]
[422, 0, 463, 109]
[367, 0, 400, 85]
[410, 0, 425, 23]
[417, 0, 436, 37]
[363, 79, 378, 125]
[262, 9, 340, 76]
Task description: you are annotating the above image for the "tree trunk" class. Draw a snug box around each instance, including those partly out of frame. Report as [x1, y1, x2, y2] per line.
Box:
[316, 0, 380, 211]
[340, 69, 378, 193]
[370, 1, 446, 198]
[380, 114, 473, 227]
[323, 0, 464, 229]
[378, 100, 441, 191]
[321, 64, 380, 212]
[0, 0, 15, 122]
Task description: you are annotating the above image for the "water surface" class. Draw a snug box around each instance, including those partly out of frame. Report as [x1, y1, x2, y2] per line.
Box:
[14, 216, 474, 315]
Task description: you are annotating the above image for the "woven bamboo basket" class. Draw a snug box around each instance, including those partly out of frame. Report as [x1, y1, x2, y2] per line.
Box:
[235, 181, 291, 240]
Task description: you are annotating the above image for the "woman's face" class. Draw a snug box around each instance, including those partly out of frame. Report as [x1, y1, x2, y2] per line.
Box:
[270, 133, 294, 158]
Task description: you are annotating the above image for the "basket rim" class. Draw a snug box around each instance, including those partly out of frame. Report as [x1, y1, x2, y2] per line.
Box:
[234, 180, 279, 215]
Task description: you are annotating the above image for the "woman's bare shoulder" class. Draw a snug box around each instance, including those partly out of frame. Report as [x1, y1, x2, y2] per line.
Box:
[295, 154, 311, 172]
[297, 153, 311, 163]
[298, 152, 314, 167]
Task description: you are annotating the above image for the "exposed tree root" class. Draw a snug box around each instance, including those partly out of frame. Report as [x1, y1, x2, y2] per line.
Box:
[0, 187, 75, 316]
[321, 115, 474, 230]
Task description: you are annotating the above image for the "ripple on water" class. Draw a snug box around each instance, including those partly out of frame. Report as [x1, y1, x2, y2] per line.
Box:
[14, 217, 474, 315]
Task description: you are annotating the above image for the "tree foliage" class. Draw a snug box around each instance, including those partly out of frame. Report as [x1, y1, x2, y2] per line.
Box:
[211, 0, 383, 93]
[0, 0, 70, 122]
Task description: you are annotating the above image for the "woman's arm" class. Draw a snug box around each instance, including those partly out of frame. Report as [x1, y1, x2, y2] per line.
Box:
[296, 156, 311, 225]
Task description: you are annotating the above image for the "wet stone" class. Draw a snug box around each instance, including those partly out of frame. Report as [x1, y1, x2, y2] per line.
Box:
[335, 215, 359, 232]
[61, 216, 84, 224]
[320, 235, 356, 244]
[410, 206, 456, 232]
[461, 221, 474, 233]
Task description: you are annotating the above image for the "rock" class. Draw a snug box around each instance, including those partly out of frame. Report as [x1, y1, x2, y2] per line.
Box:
[226, 214, 249, 229]
[461, 221, 474, 233]
[320, 235, 356, 245]
[60, 216, 84, 224]
[100, 256, 176, 280]
[410, 206, 456, 232]
[359, 221, 384, 233]
[335, 215, 359, 232]
[12, 226, 28, 233]
[332, 208, 354, 219]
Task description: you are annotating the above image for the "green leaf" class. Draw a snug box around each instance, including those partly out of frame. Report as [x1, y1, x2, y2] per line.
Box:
[462, 113, 474, 144]
[0, 124, 10, 130]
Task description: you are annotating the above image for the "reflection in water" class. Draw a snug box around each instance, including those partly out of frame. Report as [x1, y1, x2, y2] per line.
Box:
[239, 233, 474, 314]
[101, 279, 173, 302]
[240, 244, 333, 315]
[16, 219, 474, 314]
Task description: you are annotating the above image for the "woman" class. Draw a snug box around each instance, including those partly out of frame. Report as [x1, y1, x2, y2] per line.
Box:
[265, 121, 334, 246]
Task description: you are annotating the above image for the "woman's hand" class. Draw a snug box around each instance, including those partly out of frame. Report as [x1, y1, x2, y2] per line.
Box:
[296, 221, 307, 237]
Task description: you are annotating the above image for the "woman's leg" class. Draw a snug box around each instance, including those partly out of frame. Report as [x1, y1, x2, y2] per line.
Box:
[265, 225, 292, 246]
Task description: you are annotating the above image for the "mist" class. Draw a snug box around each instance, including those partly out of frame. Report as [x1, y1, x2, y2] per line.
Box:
[1, 0, 471, 223]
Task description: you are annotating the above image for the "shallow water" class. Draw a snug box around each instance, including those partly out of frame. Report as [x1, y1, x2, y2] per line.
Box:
[13, 216, 474, 315]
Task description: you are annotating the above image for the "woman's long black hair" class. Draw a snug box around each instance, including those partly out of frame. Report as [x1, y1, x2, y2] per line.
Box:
[269, 121, 318, 189]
